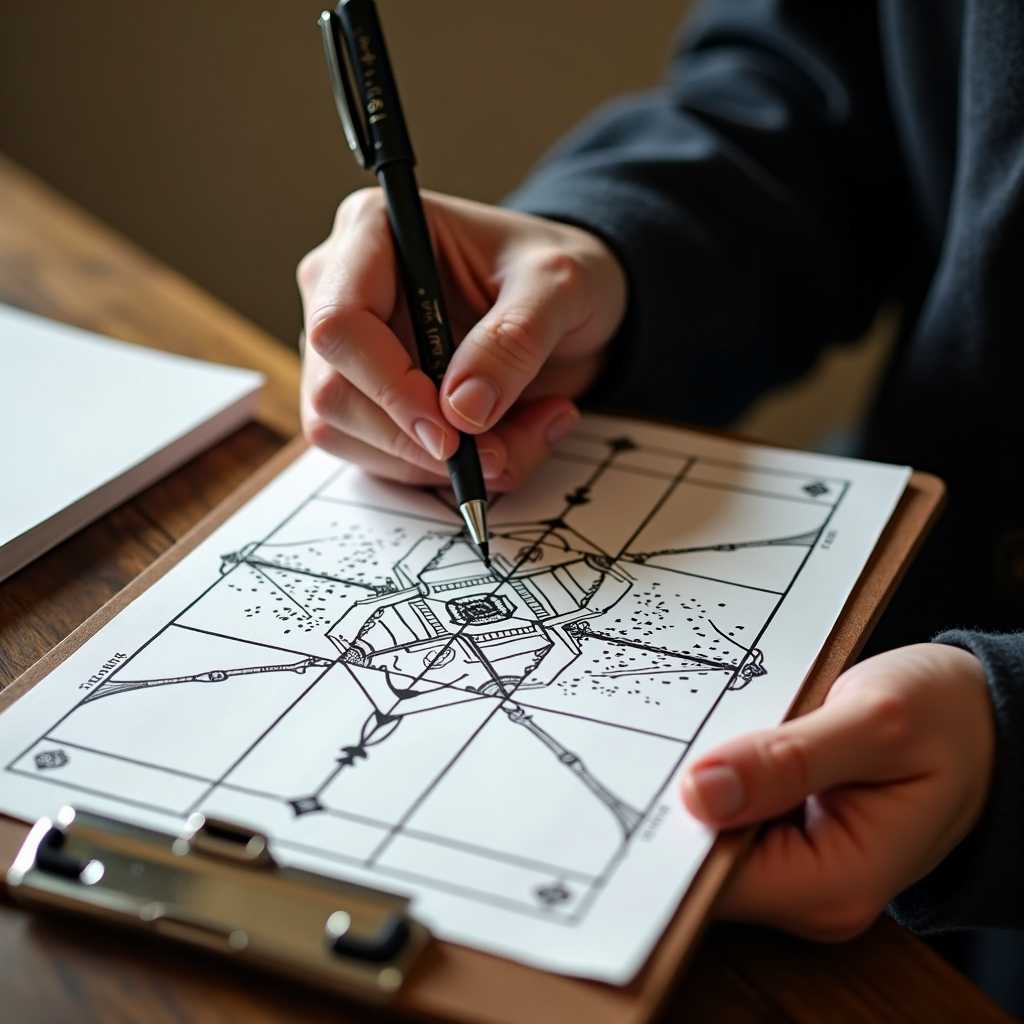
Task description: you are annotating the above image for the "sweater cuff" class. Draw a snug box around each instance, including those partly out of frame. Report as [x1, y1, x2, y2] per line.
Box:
[888, 630, 1024, 932]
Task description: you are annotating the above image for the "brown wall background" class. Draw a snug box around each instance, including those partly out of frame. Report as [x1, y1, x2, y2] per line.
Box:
[0, 1, 689, 346]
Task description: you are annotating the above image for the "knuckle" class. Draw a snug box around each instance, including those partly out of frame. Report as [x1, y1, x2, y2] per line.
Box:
[307, 371, 346, 421]
[335, 186, 385, 229]
[532, 246, 585, 293]
[482, 312, 544, 376]
[767, 735, 813, 796]
[862, 690, 915, 747]
[302, 413, 336, 453]
[371, 375, 404, 414]
[296, 248, 322, 292]
[371, 366, 423, 417]
[306, 305, 351, 362]
[390, 424, 427, 464]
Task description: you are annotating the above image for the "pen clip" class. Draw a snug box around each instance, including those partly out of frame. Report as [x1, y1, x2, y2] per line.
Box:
[319, 9, 370, 169]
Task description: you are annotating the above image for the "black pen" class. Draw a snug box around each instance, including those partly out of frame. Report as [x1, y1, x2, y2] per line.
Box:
[318, 0, 490, 566]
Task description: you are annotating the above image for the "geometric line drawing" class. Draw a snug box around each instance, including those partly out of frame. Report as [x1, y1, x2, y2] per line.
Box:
[81, 438, 794, 842]
[500, 703, 644, 837]
[626, 528, 820, 563]
[6, 429, 851, 930]
[80, 655, 333, 703]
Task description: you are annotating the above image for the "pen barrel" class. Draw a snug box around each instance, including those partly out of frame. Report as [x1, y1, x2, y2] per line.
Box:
[379, 162, 455, 386]
[447, 435, 487, 510]
[379, 163, 486, 509]
[336, 0, 414, 170]
[327, 1, 490, 527]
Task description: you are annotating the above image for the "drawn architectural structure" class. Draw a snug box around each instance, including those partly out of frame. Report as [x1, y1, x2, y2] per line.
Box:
[7, 430, 846, 921]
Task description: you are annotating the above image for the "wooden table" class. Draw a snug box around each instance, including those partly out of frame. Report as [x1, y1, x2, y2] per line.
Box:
[0, 153, 1012, 1024]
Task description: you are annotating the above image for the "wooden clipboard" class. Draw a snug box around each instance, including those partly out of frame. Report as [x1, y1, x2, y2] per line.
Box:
[0, 435, 945, 1024]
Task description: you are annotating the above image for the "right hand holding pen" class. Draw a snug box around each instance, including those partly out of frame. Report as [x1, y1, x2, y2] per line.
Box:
[298, 189, 627, 489]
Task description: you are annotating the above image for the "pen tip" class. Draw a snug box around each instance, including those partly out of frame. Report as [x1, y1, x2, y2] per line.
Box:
[459, 500, 490, 567]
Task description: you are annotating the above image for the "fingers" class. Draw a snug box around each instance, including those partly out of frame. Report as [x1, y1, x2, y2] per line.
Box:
[487, 398, 580, 491]
[303, 340, 580, 490]
[683, 645, 996, 941]
[440, 247, 594, 433]
[302, 350, 445, 473]
[300, 188, 625, 484]
[715, 789, 908, 941]
[301, 189, 459, 463]
[302, 352, 451, 487]
[304, 423, 451, 487]
[310, 308, 457, 459]
[681, 688, 915, 829]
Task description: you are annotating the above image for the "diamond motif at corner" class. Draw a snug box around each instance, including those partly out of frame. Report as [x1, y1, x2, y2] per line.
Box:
[33, 749, 69, 770]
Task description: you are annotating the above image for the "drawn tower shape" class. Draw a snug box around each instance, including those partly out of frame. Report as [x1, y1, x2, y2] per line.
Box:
[292, 529, 648, 830]
[325, 532, 635, 697]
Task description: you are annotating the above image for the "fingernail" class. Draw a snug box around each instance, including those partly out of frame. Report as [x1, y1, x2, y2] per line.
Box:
[478, 447, 502, 480]
[413, 419, 447, 461]
[447, 376, 500, 428]
[546, 410, 579, 446]
[689, 764, 745, 820]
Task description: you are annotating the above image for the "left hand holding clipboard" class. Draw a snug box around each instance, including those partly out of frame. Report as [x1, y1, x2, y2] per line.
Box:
[682, 643, 994, 940]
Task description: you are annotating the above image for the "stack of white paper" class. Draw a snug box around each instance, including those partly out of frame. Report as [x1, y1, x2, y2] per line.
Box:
[0, 303, 264, 582]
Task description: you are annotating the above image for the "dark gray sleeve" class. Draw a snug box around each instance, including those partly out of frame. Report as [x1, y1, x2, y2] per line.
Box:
[888, 630, 1024, 932]
[504, 0, 915, 425]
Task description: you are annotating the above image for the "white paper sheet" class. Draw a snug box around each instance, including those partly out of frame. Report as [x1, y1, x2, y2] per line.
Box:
[0, 302, 264, 580]
[0, 414, 909, 982]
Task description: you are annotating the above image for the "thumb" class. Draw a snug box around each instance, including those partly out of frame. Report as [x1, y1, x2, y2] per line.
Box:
[440, 249, 592, 433]
[681, 691, 910, 828]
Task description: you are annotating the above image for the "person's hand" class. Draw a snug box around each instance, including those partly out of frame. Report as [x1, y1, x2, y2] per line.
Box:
[680, 644, 995, 941]
[297, 188, 627, 490]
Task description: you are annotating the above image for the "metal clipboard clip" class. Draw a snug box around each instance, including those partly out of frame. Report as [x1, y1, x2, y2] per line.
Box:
[7, 806, 431, 1002]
